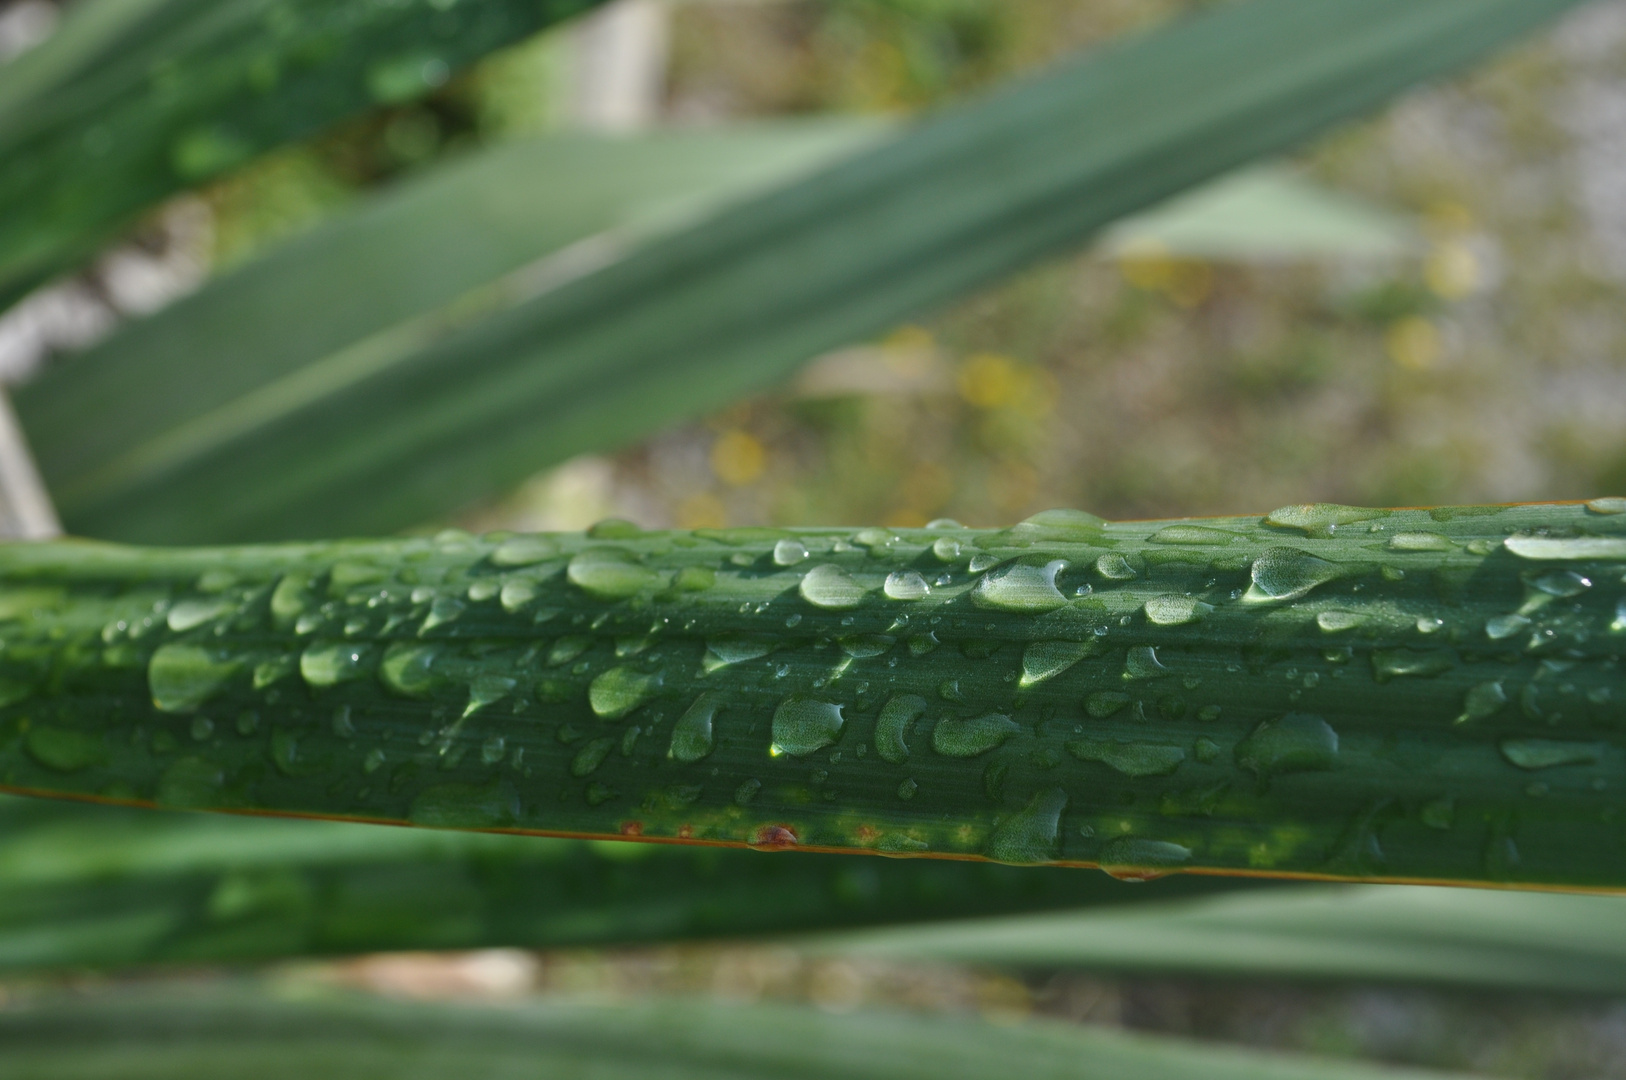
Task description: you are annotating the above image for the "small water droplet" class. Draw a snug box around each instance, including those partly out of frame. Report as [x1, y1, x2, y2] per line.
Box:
[499, 580, 537, 613]
[363, 747, 386, 774]
[420, 596, 465, 633]
[1456, 680, 1507, 724]
[1098, 837, 1192, 876]
[167, 598, 232, 632]
[1094, 553, 1136, 581]
[854, 528, 897, 551]
[1486, 614, 1531, 640]
[1371, 649, 1456, 682]
[571, 736, 617, 777]
[896, 778, 919, 800]
[301, 641, 372, 688]
[931, 537, 962, 562]
[1317, 611, 1364, 633]
[1265, 503, 1389, 538]
[1532, 570, 1590, 597]
[1388, 532, 1453, 552]
[1019, 640, 1099, 688]
[1086, 691, 1130, 717]
[492, 536, 560, 567]
[1149, 524, 1240, 546]
[1123, 645, 1168, 680]
[800, 564, 869, 610]
[464, 674, 516, 718]
[480, 736, 506, 765]
[703, 635, 773, 673]
[840, 634, 893, 659]
[1416, 616, 1444, 634]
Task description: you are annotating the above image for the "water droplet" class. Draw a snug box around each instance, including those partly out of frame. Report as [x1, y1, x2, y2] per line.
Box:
[735, 778, 762, 806]
[1266, 503, 1389, 538]
[409, 779, 518, 828]
[1456, 680, 1507, 724]
[464, 674, 516, 718]
[301, 641, 373, 688]
[1235, 713, 1338, 778]
[773, 539, 810, 566]
[800, 564, 869, 610]
[1144, 595, 1213, 627]
[896, 778, 919, 800]
[883, 570, 931, 601]
[771, 697, 846, 756]
[1067, 738, 1186, 777]
[25, 725, 105, 772]
[1371, 649, 1457, 682]
[155, 757, 224, 809]
[839, 634, 894, 660]
[420, 596, 465, 633]
[875, 694, 927, 764]
[569, 549, 661, 599]
[363, 747, 387, 774]
[1094, 553, 1136, 581]
[1123, 645, 1168, 680]
[971, 560, 1067, 613]
[149, 643, 240, 713]
[932, 713, 1018, 757]
[479, 736, 506, 766]
[984, 787, 1067, 864]
[589, 667, 662, 719]
[1019, 640, 1099, 688]
[1086, 692, 1130, 718]
[1317, 611, 1363, 633]
[932, 537, 962, 562]
[167, 598, 231, 632]
[252, 655, 296, 690]
[497, 580, 537, 613]
[968, 554, 999, 573]
[703, 635, 773, 673]
[1098, 837, 1192, 875]
[1505, 536, 1626, 561]
[1149, 525, 1240, 545]
[491, 537, 558, 567]
[854, 528, 897, 551]
[1587, 497, 1626, 515]
[1500, 738, 1602, 770]
[1245, 547, 1344, 603]
[1387, 532, 1453, 552]
[378, 643, 439, 698]
[669, 692, 723, 763]
[548, 636, 592, 666]
[571, 736, 617, 777]
[1532, 570, 1591, 597]
[1484, 614, 1531, 641]
[1613, 598, 1626, 633]
[1416, 616, 1444, 634]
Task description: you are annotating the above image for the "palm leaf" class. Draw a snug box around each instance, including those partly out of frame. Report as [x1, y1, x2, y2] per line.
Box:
[14, 0, 1583, 543]
[0, 985, 1482, 1080]
[0, 0, 610, 307]
[0, 501, 1621, 889]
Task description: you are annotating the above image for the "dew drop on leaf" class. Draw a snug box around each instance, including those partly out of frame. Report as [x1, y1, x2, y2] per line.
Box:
[985, 787, 1067, 864]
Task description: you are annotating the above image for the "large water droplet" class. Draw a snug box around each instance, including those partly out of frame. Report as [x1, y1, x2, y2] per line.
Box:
[1094, 553, 1136, 581]
[875, 694, 927, 764]
[1266, 503, 1389, 538]
[985, 787, 1067, 864]
[1500, 738, 1602, 770]
[931, 537, 962, 563]
[270, 574, 310, 628]
[1144, 595, 1212, 627]
[773, 539, 810, 566]
[1505, 536, 1626, 561]
[1456, 680, 1507, 724]
[300, 641, 373, 688]
[1235, 713, 1338, 778]
[150, 643, 240, 713]
[571, 736, 617, 777]
[1010, 509, 1105, 543]
[970, 560, 1067, 613]
[800, 564, 869, 610]
[1317, 611, 1364, 633]
[703, 635, 773, 674]
[771, 697, 846, 756]
[1149, 525, 1239, 545]
[1067, 738, 1186, 777]
[463, 674, 516, 718]
[1245, 547, 1344, 603]
[670, 693, 723, 763]
[932, 713, 1019, 758]
[167, 598, 231, 633]
[492, 536, 559, 567]
[500, 580, 537, 613]
[589, 667, 662, 719]
[1371, 649, 1456, 682]
[568, 549, 661, 599]
[1019, 640, 1098, 688]
[1531, 570, 1590, 597]
[1587, 497, 1626, 515]
[883, 570, 931, 601]
[1098, 837, 1192, 876]
[1123, 645, 1168, 680]
[379, 642, 439, 698]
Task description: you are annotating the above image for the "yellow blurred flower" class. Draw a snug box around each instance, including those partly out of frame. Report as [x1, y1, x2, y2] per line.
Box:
[958, 353, 1022, 409]
[710, 430, 767, 486]
[1425, 239, 1480, 300]
[676, 492, 727, 529]
[1385, 316, 1441, 370]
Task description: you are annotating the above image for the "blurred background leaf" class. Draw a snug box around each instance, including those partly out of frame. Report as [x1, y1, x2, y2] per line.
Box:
[14, 0, 1578, 544]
